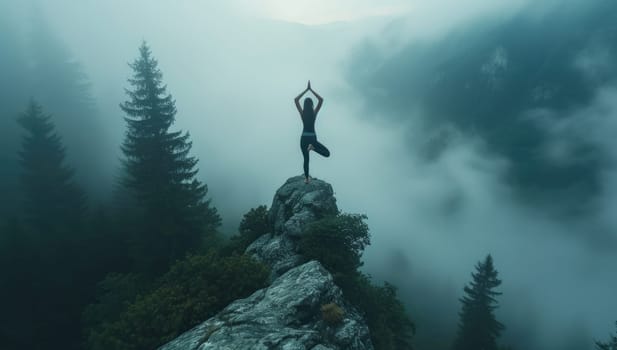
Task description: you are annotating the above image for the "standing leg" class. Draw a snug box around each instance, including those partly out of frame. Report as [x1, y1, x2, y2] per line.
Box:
[312, 140, 330, 157]
[300, 136, 310, 180]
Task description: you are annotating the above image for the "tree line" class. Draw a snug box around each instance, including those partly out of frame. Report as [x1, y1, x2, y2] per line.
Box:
[0, 41, 223, 349]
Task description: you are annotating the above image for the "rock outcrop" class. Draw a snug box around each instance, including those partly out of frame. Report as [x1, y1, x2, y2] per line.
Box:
[159, 176, 373, 350]
[247, 176, 339, 280]
[268, 176, 338, 237]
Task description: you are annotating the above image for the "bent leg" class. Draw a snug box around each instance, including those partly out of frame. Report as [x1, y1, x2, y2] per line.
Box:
[313, 140, 330, 157]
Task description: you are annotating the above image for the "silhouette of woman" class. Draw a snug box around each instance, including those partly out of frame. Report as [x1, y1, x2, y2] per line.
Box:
[295, 81, 330, 184]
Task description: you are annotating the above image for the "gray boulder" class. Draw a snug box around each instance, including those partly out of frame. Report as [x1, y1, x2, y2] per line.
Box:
[269, 176, 339, 237]
[248, 176, 339, 280]
[246, 233, 301, 281]
[158, 261, 373, 350]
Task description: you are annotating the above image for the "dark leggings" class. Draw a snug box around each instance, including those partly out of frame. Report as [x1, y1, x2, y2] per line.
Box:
[301, 135, 330, 178]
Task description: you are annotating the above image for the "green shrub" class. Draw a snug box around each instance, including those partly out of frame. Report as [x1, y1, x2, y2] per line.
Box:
[82, 273, 150, 330]
[85, 252, 269, 350]
[238, 205, 270, 237]
[222, 205, 270, 255]
[297, 213, 414, 350]
[298, 213, 370, 279]
[321, 303, 345, 325]
[350, 273, 415, 350]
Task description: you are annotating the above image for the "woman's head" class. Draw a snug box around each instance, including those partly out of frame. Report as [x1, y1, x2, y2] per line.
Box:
[302, 97, 315, 119]
[303, 97, 314, 112]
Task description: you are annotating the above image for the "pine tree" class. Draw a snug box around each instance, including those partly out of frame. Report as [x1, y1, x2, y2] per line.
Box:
[597, 322, 617, 350]
[453, 254, 505, 350]
[120, 42, 220, 274]
[17, 100, 86, 234]
[16, 100, 88, 350]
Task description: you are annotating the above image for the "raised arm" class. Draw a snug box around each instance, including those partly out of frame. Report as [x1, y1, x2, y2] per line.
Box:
[294, 82, 310, 116]
[309, 85, 324, 116]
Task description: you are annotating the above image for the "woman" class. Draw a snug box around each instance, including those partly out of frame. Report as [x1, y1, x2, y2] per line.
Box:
[294, 80, 330, 184]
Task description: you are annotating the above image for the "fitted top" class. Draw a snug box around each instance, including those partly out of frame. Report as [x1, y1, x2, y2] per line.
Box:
[302, 112, 316, 133]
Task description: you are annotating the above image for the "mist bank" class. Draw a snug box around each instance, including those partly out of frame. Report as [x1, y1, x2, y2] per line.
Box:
[346, 1, 617, 349]
[1, 1, 616, 349]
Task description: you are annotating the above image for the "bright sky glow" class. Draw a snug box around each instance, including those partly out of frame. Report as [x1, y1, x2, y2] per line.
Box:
[234, 0, 412, 25]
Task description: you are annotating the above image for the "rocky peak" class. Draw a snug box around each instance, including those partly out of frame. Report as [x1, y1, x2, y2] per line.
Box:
[158, 176, 373, 350]
[269, 175, 339, 237]
[247, 176, 339, 280]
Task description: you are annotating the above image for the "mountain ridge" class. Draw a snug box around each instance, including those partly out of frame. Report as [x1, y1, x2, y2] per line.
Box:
[159, 176, 374, 350]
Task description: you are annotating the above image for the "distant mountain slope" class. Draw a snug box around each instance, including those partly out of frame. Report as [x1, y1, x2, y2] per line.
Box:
[348, 1, 617, 211]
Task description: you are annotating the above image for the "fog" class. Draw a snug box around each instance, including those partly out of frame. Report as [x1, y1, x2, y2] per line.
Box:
[1, 1, 616, 349]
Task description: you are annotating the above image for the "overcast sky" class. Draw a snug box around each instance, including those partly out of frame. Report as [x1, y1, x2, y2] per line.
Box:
[2, 1, 617, 349]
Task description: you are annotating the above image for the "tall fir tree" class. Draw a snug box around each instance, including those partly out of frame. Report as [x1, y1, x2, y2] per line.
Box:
[15, 100, 88, 350]
[17, 100, 86, 235]
[120, 42, 220, 274]
[453, 254, 505, 350]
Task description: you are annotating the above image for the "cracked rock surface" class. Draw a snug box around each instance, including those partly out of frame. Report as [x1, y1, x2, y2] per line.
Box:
[159, 176, 373, 350]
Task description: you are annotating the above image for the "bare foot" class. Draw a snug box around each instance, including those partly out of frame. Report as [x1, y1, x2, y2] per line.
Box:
[307, 144, 314, 152]
[304, 176, 311, 184]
